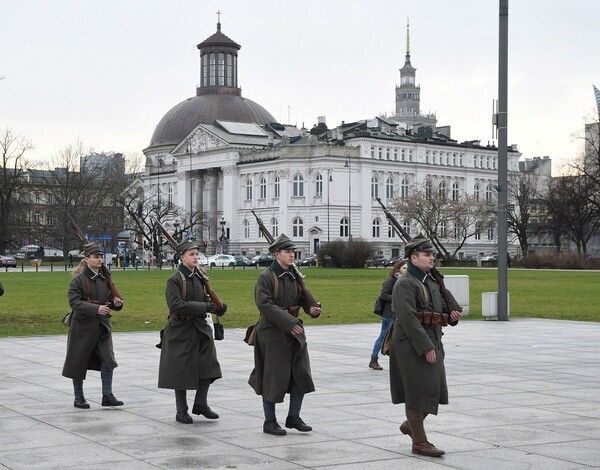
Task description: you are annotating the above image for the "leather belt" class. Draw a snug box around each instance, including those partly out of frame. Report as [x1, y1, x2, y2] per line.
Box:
[170, 313, 193, 321]
[416, 311, 448, 327]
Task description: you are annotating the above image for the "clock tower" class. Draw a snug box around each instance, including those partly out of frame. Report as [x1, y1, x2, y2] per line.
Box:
[393, 20, 437, 128]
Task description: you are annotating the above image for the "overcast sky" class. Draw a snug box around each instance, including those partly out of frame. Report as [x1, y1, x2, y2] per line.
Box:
[2, 0, 599, 172]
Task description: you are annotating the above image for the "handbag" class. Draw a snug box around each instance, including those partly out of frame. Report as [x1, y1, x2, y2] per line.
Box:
[380, 323, 394, 356]
[61, 311, 73, 327]
[373, 298, 384, 315]
[213, 316, 224, 341]
[244, 323, 257, 346]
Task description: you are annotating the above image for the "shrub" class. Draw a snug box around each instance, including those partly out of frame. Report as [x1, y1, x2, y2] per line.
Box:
[318, 239, 375, 268]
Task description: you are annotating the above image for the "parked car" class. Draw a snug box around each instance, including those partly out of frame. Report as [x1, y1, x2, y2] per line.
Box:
[234, 255, 252, 266]
[463, 255, 478, 262]
[298, 254, 318, 266]
[197, 252, 208, 267]
[207, 254, 237, 267]
[481, 255, 498, 262]
[385, 255, 402, 267]
[367, 255, 388, 267]
[0, 255, 17, 268]
[249, 254, 274, 266]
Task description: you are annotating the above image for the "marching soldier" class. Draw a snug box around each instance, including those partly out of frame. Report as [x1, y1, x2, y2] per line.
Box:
[158, 239, 227, 424]
[390, 234, 461, 457]
[62, 241, 124, 409]
[249, 233, 321, 436]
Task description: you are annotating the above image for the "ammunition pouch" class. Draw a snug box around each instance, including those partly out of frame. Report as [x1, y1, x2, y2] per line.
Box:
[416, 311, 448, 327]
[169, 312, 193, 321]
[287, 306, 300, 318]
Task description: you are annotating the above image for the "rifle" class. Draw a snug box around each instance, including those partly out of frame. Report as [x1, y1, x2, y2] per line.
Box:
[251, 210, 321, 315]
[375, 198, 462, 315]
[153, 218, 224, 310]
[66, 213, 123, 301]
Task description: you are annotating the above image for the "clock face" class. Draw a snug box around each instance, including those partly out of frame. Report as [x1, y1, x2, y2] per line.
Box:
[408, 77, 414, 84]
[401, 77, 407, 84]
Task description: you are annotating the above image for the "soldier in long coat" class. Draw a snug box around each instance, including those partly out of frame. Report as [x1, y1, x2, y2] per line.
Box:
[249, 233, 321, 436]
[158, 239, 227, 424]
[390, 234, 461, 457]
[62, 242, 124, 409]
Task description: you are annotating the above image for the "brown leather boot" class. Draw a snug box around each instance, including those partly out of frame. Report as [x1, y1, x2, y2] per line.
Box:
[412, 441, 445, 457]
[399, 420, 412, 437]
[368, 359, 383, 370]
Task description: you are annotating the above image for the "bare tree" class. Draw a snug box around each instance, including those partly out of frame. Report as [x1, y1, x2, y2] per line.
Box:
[507, 174, 541, 258]
[390, 183, 495, 260]
[0, 128, 33, 254]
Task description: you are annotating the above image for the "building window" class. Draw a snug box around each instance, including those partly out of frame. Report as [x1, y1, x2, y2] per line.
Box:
[226, 53, 233, 86]
[486, 184, 493, 203]
[243, 219, 250, 238]
[340, 217, 349, 237]
[209, 52, 216, 86]
[271, 218, 279, 237]
[426, 150, 430, 164]
[34, 210, 40, 224]
[475, 222, 482, 240]
[273, 176, 280, 198]
[292, 217, 303, 237]
[378, 147, 383, 159]
[402, 220, 411, 237]
[35, 192, 40, 203]
[315, 173, 323, 197]
[387, 224, 396, 238]
[487, 223, 495, 240]
[474, 183, 480, 202]
[372, 219, 380, 238]
[393, 149, 398, 160]
[401, 178, 409, 199]
[459, 154, 464, 166]
[386, 177, 394, 199]
[452, 182, 460, 201]
[259, 177, 267, 199]
[440, 221, 447, 238]
[409, 150, 413, 162]
[386, 148, 390, 160]
[426, 180, 433, 199]
[370, 146, 375, 158]
[474, 155, 479, 168]
[371, 176, 379, 198]
[218, 52, 225, 85]
[47, 213, 54, 225]
[168, 184, 173, 205]
[292, 174, 304, 197]
[438, 181, 447, 199]
[245, 178, 253, 201]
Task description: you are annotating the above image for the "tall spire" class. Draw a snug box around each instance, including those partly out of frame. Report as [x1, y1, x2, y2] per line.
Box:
[405, 18, 411, 65]
[594, 84, 600, 118]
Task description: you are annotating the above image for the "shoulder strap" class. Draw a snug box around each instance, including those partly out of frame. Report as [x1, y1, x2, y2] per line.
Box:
[272, 270, 279, 303]
[179, 271, 187, 299]
[419, 280, 431, 310]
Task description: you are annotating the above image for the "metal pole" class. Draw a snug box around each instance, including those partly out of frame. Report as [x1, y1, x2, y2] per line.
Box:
[497, 0, 509, 321]
[345, 153, 352, 240]
[327, 172, 332, 242]
[188, 143, 194, 240]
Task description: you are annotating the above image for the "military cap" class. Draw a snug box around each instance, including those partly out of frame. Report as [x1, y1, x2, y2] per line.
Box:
[268, 233, 296, 254]
[175, 239, 199, 255]
[83, 241, 104, 257]
[404, 234, 435, 258]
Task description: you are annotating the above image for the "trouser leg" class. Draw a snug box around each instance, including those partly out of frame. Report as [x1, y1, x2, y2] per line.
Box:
[175, 390, 188, 414]
[406, 406, 427, 443]
[72, 379, 84, 399]
[100, 363, 113, 395]
[288, 380, 304, 417]
[262, 398, 276, 421]
[194, 379, 210, 406]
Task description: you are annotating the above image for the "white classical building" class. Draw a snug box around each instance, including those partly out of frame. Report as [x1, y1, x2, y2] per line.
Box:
[136, 20, 527, 260]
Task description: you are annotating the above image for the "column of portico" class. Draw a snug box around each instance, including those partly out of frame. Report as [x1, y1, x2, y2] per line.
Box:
[208, 168, 219, 253]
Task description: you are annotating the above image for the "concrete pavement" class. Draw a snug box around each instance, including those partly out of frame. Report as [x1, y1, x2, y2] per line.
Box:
[1, 319, 599, 469]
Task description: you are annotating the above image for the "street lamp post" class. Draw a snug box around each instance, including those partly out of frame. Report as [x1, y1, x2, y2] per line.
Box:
[344, 152, 352, 240]
[327, 171, 333, 243]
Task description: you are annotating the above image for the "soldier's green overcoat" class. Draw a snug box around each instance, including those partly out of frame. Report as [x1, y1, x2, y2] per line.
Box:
[248, 261, 314, 403]
[62, 266, 121, 380]
[158, 264, 222, 390]
[389, 263, 451, 415]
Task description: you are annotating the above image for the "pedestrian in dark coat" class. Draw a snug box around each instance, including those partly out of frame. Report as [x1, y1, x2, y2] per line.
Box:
[390, 234, 460, 457]
[62, 242, 124, 409]
[158, 239, 227, 424]
[0, 280, 4, 296]
[369, 259, 407, 370]
[248, 233, 321, 436]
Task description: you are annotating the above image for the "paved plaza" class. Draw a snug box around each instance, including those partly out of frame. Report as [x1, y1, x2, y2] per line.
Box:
[1, 319, 599, 469]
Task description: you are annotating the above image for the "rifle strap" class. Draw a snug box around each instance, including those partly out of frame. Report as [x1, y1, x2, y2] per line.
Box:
[271, 271, 299, 307]
[419, 279, 431, 310]
[179, 271, 187, 299]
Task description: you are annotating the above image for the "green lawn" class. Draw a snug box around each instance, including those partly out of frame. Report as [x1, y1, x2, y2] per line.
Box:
[0, 267, 598, 337]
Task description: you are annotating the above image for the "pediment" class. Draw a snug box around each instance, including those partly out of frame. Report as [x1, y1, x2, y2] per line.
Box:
[173, 126, 228, 155]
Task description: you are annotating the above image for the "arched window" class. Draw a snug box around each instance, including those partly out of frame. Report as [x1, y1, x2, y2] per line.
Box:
[426, 180, 433, 199]
[372, 219, 380, 238]
[315, 173, 323, 197]
[401, 178, 409, 199]
[486, 184, 493, 203]
[271, 218, 279, 237]
[167, 184, 173, 206]
[440, 221, 447, 238]
[243, 219, 250, 238]
[371, 176, 379, 198]
[273, 176, 280, 198]
[245, 178, 253, 201]
[474, 183, 480, 203]
[452, 182, 460, 201]
[340, 217, 349, 237]
[402, 220, 411, 237]
[292, 217, 304, 237]
[259, 177, 267, 199]
[386, 177, 394, 199]
[292, 174, 304, 197]
[387, 223, 396, 238]
[438, 181, 447, 199]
